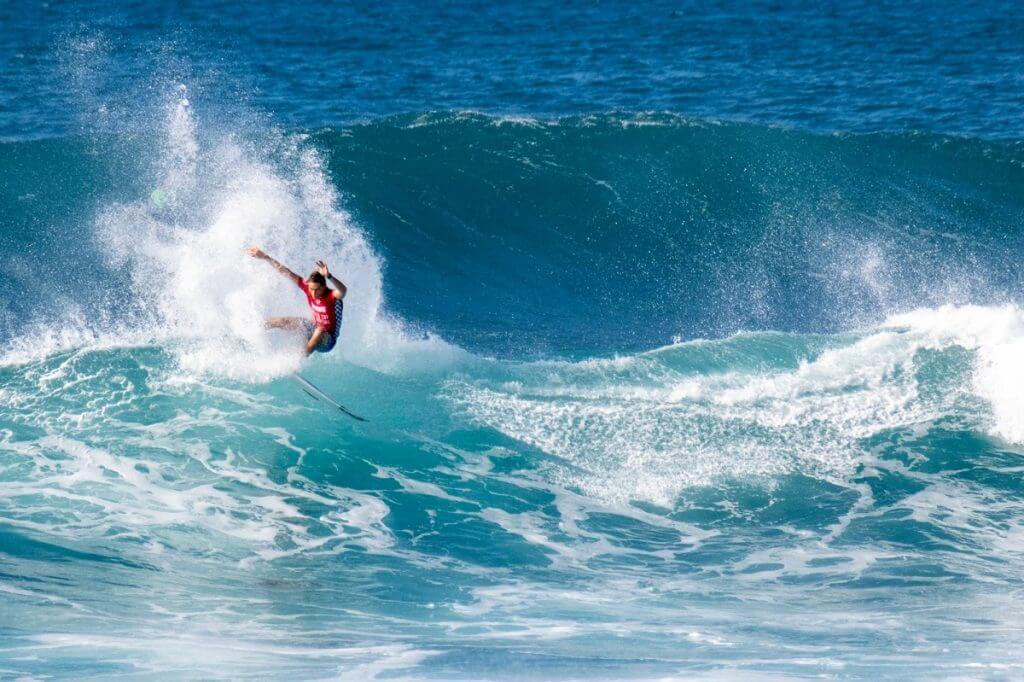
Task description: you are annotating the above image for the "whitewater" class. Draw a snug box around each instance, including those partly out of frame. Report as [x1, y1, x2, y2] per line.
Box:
[5, 14, 1024, 676]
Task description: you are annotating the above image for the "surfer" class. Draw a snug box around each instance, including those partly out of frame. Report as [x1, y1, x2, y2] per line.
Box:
[246, 246, 346, 355]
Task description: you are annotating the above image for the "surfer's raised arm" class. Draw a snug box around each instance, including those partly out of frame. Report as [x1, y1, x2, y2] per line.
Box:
[315, 259, 347, 299]
[247, 246, 301, 284]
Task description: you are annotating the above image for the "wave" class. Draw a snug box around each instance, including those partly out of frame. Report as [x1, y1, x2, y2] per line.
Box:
[4, 98, 1024, 480]
[4, 96, 1024, 677]
[5, 110, 1024, 362]
[3, 95, 1024, 475]
[315, 112, 1024, 354]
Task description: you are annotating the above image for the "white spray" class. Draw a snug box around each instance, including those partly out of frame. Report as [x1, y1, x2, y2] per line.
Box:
[90, 85, 458, 380]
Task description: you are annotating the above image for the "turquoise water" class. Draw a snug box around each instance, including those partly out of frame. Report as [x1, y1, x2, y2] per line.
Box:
[4, 3, 1024, 680]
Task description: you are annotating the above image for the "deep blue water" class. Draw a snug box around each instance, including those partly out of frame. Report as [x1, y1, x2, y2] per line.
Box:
[3, 2, 1024, 680]
[5, 0, 1024, 140]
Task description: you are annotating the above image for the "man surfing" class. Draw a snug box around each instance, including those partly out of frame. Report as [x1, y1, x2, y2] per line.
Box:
[247, 246, 346, 356]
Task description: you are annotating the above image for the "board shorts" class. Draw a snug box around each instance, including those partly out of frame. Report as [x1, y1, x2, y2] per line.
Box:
[302, 320, 338, 353]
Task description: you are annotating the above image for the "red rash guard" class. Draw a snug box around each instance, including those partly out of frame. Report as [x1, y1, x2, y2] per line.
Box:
[298, 280, 340, 334]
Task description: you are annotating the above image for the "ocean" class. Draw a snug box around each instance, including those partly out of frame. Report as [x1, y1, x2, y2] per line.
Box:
[2, 2, 1024, 679]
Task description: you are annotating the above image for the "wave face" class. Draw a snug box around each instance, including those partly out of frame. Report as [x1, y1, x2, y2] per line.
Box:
[3, 101, 1024, 679]
[323, 113, 1024, 356]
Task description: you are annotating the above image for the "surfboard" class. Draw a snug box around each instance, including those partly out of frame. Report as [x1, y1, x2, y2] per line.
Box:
[293, 374, 368, 422]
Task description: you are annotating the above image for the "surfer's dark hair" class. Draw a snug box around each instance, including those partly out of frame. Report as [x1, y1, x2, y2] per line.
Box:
[308, 272, 327, 286]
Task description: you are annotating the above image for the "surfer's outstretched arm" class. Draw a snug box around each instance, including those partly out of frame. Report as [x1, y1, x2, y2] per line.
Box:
[315, 259, 347, 298]
[248, 246, 301, 284]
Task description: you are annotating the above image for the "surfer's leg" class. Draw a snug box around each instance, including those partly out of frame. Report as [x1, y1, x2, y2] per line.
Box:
[305, 326, 328, 356]
[266, 316, 307, 331]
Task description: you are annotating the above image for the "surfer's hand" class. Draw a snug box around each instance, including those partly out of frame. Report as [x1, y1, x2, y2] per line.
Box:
[316, 260, 330, 277]
[247, 246, 266, 259]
